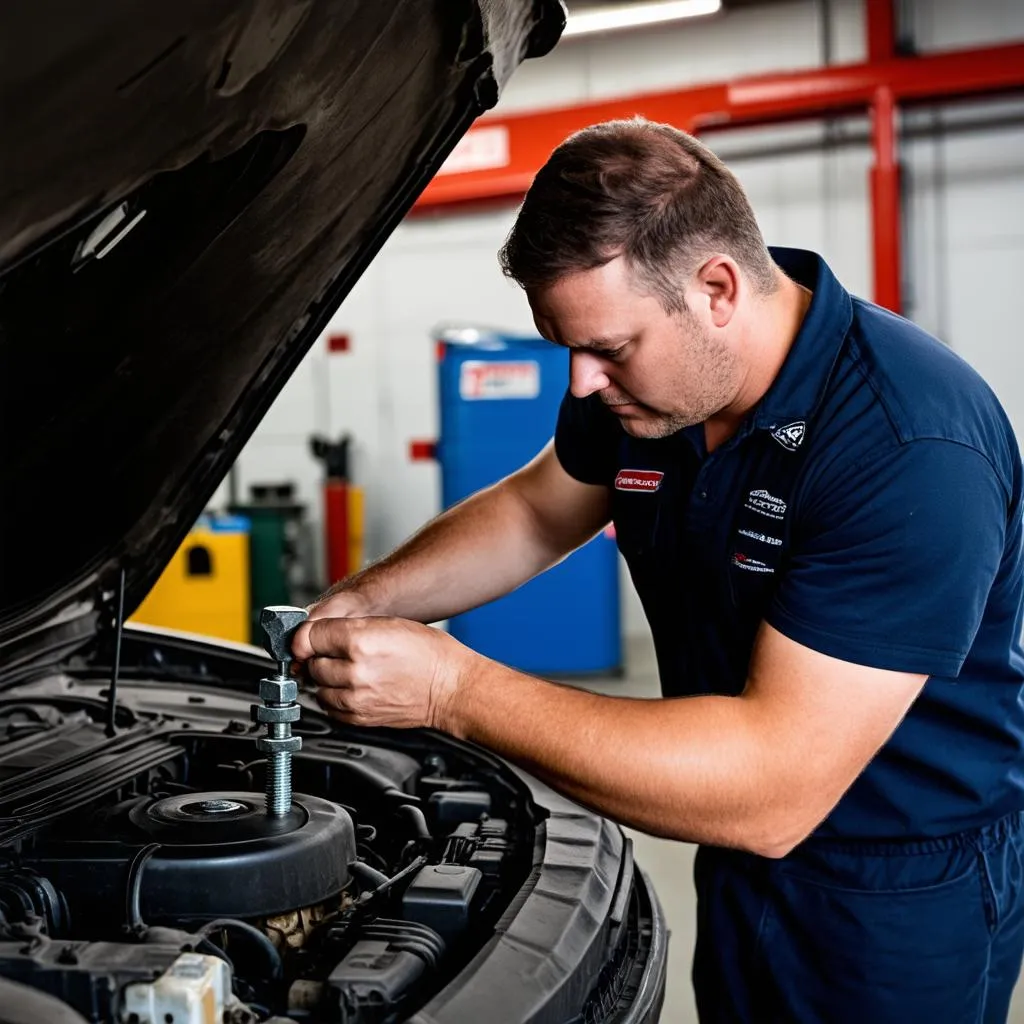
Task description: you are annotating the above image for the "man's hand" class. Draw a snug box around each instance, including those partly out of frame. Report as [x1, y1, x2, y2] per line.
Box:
[291, 617, 480, 731]
[307, 587, 374, 622]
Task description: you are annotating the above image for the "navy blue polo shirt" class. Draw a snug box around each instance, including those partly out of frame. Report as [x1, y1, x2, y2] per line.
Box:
[555, 247, 1024, 840]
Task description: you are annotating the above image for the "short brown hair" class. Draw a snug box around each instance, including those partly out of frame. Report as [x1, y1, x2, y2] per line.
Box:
[498, 118, 776, 312]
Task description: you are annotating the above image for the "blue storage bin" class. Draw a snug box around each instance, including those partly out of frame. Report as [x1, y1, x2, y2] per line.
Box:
[435, 329, 621, 675]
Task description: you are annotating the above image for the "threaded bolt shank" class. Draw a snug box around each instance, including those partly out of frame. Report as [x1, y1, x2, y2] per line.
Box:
[266, 750, 291, 817]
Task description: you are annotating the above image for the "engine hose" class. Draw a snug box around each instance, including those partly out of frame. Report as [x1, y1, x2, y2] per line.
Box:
[350, 860, 390, 891]
[395, 803, 431, 842]
[124, 843, 161, 933]
[348, 860, 387, 892]
[198, 918, 283, 980]
[354, 855, 429, 907]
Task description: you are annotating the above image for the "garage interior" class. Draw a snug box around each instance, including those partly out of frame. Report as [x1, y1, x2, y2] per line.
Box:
[103, 0, 1024, 1019]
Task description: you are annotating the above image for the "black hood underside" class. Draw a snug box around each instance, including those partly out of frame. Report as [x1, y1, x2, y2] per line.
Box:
[0, 0, 563, 665]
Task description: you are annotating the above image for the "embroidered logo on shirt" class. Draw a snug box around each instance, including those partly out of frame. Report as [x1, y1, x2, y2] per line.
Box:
[737, 528, 783, 547]
[614, 469, 664, 493]
[732, 553, 775, 574]
[745, 488, 787, 520]
[771, 420, 807, 451]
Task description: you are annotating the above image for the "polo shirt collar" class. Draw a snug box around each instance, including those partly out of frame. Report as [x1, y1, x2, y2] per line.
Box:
[751, 247, 853, 431]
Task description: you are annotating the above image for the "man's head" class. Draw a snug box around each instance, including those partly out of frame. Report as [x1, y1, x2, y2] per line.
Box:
[499, 118, 779, 438]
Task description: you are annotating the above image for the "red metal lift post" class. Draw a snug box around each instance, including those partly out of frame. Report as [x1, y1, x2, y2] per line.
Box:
[415, 0, 1024, 314]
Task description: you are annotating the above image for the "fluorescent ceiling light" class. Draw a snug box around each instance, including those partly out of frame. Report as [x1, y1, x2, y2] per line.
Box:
[564, 0, 722, 37]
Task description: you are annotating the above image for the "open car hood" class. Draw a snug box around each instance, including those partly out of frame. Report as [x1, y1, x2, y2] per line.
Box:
[0, 0, 563, 668]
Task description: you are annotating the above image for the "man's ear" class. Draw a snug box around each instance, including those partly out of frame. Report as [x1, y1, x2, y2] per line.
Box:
[696, 256, 740, 328]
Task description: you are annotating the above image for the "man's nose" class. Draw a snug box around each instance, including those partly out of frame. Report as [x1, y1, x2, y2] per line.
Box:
[569, 351, 610, 399]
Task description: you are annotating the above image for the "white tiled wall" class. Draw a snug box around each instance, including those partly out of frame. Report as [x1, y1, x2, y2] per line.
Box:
[218, 0, 1024, 635]
[903, 0, 1024, 52]
[494, 0, 866, 115]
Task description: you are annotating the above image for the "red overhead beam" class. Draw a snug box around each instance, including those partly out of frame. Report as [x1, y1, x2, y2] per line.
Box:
[417, 41, 1024, 210]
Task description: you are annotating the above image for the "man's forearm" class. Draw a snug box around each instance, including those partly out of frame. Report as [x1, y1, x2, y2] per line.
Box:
[299, 613, 921, 859]
[322, 481, 569, 624]
[446, 659, 812, 857]
[319, 445, 612, 625]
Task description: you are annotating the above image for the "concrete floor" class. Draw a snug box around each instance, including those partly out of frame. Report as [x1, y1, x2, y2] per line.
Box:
[576, 634, 1024, 1023]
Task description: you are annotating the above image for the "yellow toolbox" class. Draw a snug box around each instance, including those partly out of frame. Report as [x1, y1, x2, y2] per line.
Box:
[131, 515, 251, 643]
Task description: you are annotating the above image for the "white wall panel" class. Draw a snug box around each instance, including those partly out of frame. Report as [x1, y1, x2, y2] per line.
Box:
[830, 0, 869, 63]
[248, 345, 329, 441]
[497, 0, 865, 116]
[904, 0, 1024, 52]
[710, 121, 873, 297]
[494, 41, 593, 113]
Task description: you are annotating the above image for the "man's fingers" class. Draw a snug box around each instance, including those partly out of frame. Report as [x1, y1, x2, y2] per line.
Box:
[312, 677, 370, 725]
[306, 654, 355, 689]
[292, 621, 315, 662]
[292, 616, 357, 662]
[314, 680, 350, 710]
[314, 684, 356, 719]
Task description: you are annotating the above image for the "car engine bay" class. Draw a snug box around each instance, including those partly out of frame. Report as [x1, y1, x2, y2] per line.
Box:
[0, 612, 538, 1024]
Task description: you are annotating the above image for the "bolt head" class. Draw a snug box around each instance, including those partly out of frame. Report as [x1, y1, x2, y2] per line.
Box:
[259, 677, 299, 704]
[259, 605, 309, 663]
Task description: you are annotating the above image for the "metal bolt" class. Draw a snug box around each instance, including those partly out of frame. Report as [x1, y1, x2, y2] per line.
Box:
[260, 605, 310, 673]
[253, 605, 308, 818]
[266, 750, 291, 816]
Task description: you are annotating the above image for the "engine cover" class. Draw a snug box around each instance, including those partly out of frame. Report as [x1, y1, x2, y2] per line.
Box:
[27, 792, 356, 927]
[130, 791, 355, 919]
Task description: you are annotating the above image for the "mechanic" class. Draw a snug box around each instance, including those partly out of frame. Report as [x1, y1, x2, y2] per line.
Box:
[292, 119, 1024, 1022]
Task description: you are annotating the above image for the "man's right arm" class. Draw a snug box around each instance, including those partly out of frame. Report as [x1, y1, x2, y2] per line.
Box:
[309, 441, 611, 624]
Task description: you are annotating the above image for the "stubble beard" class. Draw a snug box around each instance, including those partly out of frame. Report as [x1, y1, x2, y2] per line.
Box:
[617, 317, 738, 439]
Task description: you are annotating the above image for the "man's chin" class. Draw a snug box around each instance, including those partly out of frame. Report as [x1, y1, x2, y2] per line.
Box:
[616, 408, 695, 439]
[619, 416, 677, 439]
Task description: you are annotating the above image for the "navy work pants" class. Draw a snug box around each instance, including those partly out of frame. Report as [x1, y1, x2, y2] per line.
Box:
[693, 812, 1024, 1022]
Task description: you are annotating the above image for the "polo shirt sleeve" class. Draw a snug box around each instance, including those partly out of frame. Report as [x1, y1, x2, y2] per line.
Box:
[767, 439, 1009, 677]
[554, 391, 620, 486]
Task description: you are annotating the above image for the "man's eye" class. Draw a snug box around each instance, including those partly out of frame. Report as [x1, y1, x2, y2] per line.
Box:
[606, 346, 627, 360]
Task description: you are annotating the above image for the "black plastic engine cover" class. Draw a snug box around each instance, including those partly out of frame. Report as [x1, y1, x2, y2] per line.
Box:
[27, 791, 355, 926]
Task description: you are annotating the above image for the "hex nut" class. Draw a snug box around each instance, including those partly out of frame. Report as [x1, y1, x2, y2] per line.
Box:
[260, 677, 299, 704]
[251, 703, 302, 724]
[256, 735, 303, 754]
[260, 605, 309, 662]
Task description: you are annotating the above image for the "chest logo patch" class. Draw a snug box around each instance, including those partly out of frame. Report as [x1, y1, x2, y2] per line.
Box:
[614, 469, 664, 493]
[771, 420, 806, 451]
[732, 553, 775, 574]
[737, 528, 782, 547]
[745, 488, 787, 520]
